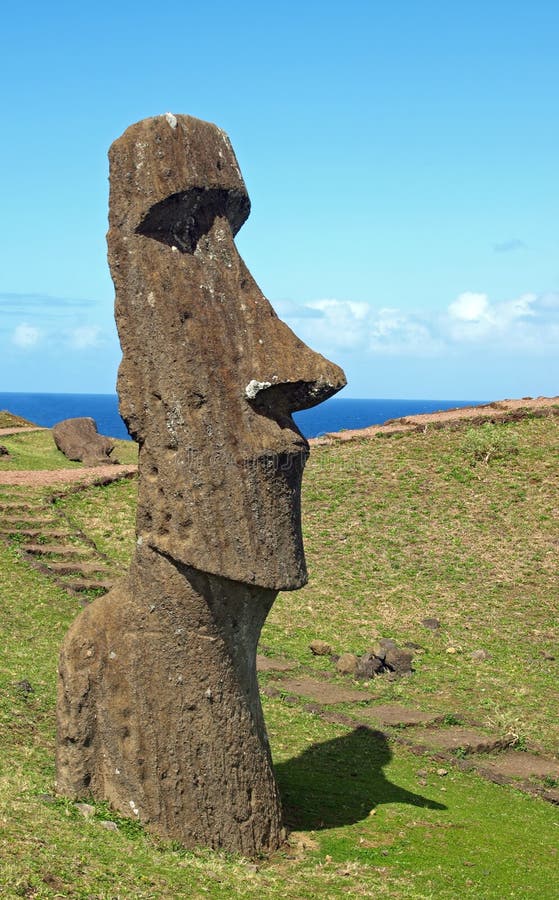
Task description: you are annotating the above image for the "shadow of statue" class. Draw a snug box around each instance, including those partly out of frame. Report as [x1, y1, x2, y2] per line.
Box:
[274, 725, 447, 830]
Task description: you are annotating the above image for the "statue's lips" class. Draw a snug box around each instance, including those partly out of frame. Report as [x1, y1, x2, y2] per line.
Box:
[154, 433, 309, 476]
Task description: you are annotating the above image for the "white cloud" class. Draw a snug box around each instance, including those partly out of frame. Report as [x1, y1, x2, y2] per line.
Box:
[68, 325, 102, 349]
[369, 308, 443, 356]
[446, 291, 541, 344]
[448, 292, 492, 323]
[295, 298, 372, 351]
[12, 323, 40, 348]
[277, 290, 559, 359]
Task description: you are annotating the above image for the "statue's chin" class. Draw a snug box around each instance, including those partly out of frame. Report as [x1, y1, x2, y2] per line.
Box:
[143, 532, 309, 593]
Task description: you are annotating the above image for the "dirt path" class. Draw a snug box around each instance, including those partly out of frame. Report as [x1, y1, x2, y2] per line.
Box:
[0, 463, 137, 487]
[0, 426, 47, 436]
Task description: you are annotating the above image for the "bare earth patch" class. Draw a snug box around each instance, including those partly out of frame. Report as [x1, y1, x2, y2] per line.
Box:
[355, 705, 443, 727]
[403, 726, 515, 754]
[311, 395, 559, 444]
[256, 655, 298, 672]
[0, 463, 137, 487]
[268, 675, 375, 705]
[475, 751, 559, 780]
[0, 426, 46, 436]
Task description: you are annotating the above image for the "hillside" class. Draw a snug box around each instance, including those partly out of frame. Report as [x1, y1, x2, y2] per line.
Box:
[0, 403, 558, 897]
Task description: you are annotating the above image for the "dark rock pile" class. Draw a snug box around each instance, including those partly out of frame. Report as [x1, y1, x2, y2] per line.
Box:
[310, 637, 414, 678]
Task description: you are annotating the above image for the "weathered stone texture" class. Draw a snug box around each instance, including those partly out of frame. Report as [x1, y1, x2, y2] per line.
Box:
[52, 417, 115, 466]
[109, 114, 345, 590]
[56, 113, 346, 855]
[57, 545, 283, 853]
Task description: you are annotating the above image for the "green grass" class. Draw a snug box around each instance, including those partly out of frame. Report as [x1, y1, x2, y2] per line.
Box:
[30, 416, 559, 750]
[1, 414, 559, 896]
[0, 410, 37, 428]
[264, 415, 559, 752]
[1, 539, 558, 898]
[0, 430, 137, 471]
[0, 431, 83, 470]
[52, 478, 137, 565]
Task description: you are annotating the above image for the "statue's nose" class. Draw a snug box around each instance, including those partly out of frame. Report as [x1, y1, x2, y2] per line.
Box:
[242, 295, 347, 417]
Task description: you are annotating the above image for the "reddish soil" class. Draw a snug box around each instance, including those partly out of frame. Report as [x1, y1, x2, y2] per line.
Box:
[3, 396, 557, 484]
[0, 464, 137, 487]
[310, 395, 559, 445]
[403, 726, 515, 754]
[269, 675, 375, 705]
[475, 751, 559, 780]
[356, 705, 442, 727]
[0, 426, 46, 436]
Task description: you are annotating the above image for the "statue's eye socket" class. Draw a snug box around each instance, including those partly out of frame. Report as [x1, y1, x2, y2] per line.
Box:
[135, 187, 250, 254]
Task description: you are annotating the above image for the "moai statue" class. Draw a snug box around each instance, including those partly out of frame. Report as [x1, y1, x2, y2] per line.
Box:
[56, 114, 346, 855]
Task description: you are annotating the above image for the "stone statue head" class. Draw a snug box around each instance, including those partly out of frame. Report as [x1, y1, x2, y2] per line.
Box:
[108, 114, 346, 590]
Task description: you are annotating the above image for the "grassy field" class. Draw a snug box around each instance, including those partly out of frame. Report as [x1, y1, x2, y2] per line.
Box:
[1, 413, 558, 897]
[0, 429, 138, 471]
[0, 411, 36, 428]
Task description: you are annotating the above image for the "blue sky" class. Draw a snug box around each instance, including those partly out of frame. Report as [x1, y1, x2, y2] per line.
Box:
[1, 0, 558, 399]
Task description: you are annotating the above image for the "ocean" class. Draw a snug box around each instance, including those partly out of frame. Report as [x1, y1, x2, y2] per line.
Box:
[0, 392, 485, 440]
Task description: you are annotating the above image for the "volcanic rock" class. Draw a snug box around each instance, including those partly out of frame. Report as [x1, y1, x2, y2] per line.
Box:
[355, 651, 384, 679]
[56, 113, 346, 856]
[52, 418, 116, 466]
[309, 639, 333, 656]
[384, 645, 414, 674]
[336, 652, 359, 676]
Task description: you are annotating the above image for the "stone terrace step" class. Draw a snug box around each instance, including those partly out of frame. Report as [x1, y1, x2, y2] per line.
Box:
[1, 528, 70, 540]
[22, 544, 93, 558]
[42, 561, 110, 577]
[1, 515, 58, 526]
[0, 502, 38, 512]
[62, 579, 114, 594]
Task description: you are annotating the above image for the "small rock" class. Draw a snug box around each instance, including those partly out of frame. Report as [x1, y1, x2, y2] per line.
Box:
[355, 651, 384, 679]
[421, 617, 441, 630]
[309, 639, 333, 656]
[446, 646, 457, 654]
[378, 637, 398, 651]
[371, 643, 387, 661]
[75, 802, 95, 818]
[436, 768, 448, 777]
[336, 653, 359, 676]
[471, 649, 491, 662]
[98, 819, 118, 831]
[384, 646, 414, 674]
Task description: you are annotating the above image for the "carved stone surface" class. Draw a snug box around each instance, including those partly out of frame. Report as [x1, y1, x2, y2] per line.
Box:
[52, 417, 116, 466]
[56, 114, 346, 855]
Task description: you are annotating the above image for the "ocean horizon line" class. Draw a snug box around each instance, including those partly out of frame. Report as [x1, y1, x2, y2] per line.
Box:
[0, 392, 488, 441]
